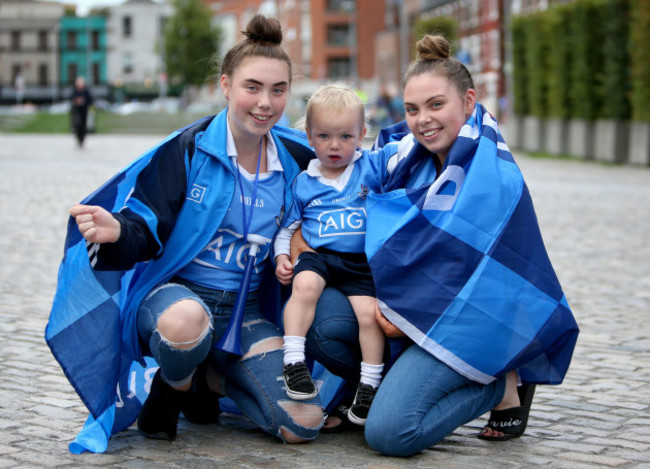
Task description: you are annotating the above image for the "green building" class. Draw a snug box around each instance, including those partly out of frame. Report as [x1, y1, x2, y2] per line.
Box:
[59, 15, 107, 87]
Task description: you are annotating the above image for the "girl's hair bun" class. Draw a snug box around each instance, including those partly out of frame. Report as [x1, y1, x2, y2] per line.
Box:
[416, 35, 450, 61]
[244, 14, 283, 45]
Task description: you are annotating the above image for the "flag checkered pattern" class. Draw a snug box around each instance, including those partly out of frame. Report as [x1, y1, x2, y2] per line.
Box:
[365, 104, 579, 385]
[44, 133, 178, 453]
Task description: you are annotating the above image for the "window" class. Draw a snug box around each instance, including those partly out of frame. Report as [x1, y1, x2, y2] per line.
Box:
[123, 52, 133, 74]
[38, 64, 48, 86]
[327, 24, 351, 46]
[92, 30, 100, 50]
[11, 31, 20, 51]
[327, 57, 352, 80]
[123, 16, 132, 37]
[39, 30, 48, 51]
[159, 16, 167, 36]
[326, 0, 355, 13]
[68, 64, 78, 85]
[67, 31, 77, 51]
[92, 63, 100, 85]
[12, 65, 22, 84]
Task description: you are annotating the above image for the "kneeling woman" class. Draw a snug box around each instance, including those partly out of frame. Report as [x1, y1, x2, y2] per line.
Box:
[305, 34, 579, 456]
[60, 14, 323, 449]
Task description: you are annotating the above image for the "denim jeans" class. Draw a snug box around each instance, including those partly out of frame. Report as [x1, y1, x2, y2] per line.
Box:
[307, 287, 506, 456]
[138, 278, 323, 442]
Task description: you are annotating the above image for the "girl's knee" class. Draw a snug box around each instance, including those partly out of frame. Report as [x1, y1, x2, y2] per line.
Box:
[157, 299, 210, 347]
[365, 416, 419, 457]
[242, 335, 284, 359]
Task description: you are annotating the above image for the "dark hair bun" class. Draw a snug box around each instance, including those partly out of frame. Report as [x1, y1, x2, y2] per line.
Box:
[244, 14, 283, 45]
[416, 35, 450, 61]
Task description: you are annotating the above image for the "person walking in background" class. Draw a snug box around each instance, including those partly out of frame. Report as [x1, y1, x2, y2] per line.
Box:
[70, 76, 93, 147]
[14, 71, 25, 106]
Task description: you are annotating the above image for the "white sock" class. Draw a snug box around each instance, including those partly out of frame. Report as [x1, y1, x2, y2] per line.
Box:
[360, 362, 384, 388]
[283, 335, 306, 366]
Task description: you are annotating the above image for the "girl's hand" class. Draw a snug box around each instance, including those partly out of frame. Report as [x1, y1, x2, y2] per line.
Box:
[70, 204, 121, 244]
[275, 254, 294, 286]
[375, 303, 406, 338]
[289, 227, 314, 265]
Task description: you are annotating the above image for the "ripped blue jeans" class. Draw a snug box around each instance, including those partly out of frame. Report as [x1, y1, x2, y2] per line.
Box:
[137, 277, 324, 442]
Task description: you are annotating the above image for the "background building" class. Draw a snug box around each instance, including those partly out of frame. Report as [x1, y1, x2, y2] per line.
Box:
[59, 15, 107, 89]
[106, 0, 172, 100]
[0, 0, 560, 116]
[0, 0, 65, 104]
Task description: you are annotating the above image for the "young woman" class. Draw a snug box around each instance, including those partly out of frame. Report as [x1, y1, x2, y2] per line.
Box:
[63, 14, 323, 447]
[302, 34, 578, 456]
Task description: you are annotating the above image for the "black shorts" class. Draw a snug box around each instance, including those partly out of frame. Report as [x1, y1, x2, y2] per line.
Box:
[293, 248, 376, 297]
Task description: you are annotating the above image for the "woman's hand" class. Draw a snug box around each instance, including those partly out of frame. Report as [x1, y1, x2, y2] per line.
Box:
[289, 227, 314, 265]
[70, 204, 121, 244]
[375, 303, 406, 338]
[275, 254, 294, 286]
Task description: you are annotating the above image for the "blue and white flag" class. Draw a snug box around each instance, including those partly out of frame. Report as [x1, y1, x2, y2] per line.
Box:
[366, 104, 579, 385]
[44, 127, 185, 453]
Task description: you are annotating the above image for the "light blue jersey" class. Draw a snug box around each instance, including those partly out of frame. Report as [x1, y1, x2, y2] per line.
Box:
[275, 144, 398, 256]
[178, 168, 285, 291]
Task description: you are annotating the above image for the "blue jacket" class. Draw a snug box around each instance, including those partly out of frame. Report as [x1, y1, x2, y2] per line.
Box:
[109, 109, 311, 360]
[46, 109, 314, 453]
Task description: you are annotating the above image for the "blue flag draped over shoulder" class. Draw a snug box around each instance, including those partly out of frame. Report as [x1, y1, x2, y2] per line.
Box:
[43, 126, 189, 453]
[365, 104, 579, 385]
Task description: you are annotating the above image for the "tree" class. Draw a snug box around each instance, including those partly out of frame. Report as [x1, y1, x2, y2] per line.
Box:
[164, 0, 221, 90]
[630, 0, 650, 121]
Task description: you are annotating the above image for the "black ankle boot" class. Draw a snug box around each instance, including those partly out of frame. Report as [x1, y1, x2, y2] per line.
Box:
[137, 369, 182, 441]
[180, 363, 221, 425]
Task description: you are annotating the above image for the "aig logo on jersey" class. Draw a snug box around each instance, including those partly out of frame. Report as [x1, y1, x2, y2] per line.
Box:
[318, 207, 366, 237]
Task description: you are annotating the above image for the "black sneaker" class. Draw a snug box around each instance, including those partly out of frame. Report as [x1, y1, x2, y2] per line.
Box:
[347, 383, 378, 426]
[137, 369, 182, 441]
[283, 361, 318, 400]
[180, 363, 220, 425]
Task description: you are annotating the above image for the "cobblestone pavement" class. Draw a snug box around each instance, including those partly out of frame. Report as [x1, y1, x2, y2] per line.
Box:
[1, 133, 649, 469]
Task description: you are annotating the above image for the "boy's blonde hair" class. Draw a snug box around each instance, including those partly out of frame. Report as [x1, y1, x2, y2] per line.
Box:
[304, 83, 366, 132]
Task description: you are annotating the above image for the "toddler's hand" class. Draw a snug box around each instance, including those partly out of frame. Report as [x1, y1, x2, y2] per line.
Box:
[275, 255, 294, 286]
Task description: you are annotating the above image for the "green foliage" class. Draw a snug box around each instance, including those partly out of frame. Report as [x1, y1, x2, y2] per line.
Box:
[567, 0, 603, 120]
[513, 0, 638, 120]
[413, 16, 458, 56]
[165, 0, 222, 88]
[601, 0, 630, 119]
[63, 5, 77, 16]
[524, 11, 548, 117]
[544, 4, 572, 119]
[511, 16, 528, 115]
[10, 111, 214, 134]
[630, 0, 650, 121]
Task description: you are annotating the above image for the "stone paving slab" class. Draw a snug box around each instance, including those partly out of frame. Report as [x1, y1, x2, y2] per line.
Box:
[0, 133, 649, 468]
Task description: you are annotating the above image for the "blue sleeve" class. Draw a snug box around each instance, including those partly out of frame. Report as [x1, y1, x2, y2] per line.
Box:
[94, 131, 196, 270]
[371, 121, 411, 150]
[363, 142, 400, 192]
[283, 175, 306, 229]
